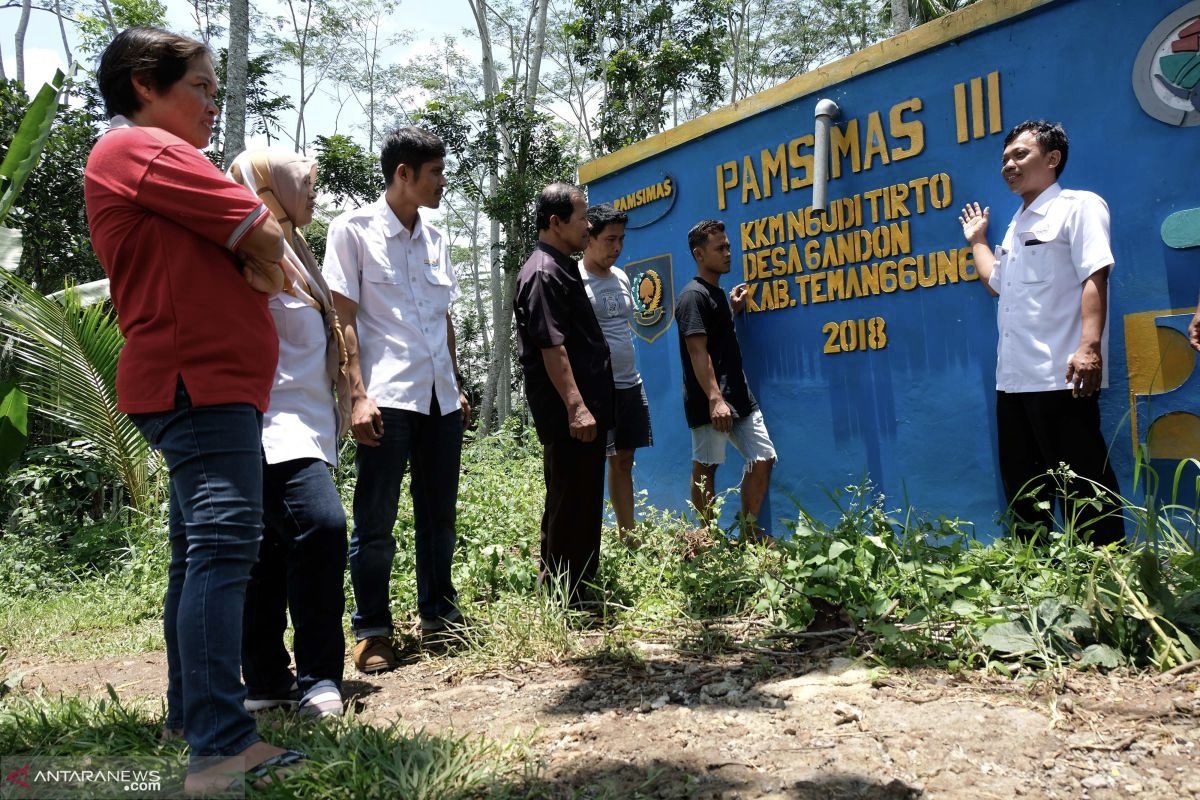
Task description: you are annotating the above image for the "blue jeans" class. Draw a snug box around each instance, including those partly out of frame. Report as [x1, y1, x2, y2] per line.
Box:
[350, 401, 462, 636]
[242, 457, 347, 697]
[129, 382, 263, 770]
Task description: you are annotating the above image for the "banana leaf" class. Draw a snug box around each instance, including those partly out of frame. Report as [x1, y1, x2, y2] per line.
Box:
[0, 69, 68, 224]
[0, 378, 28, 474]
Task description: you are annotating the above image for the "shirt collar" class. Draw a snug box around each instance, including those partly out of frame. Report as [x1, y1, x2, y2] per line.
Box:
[1020, 182, 1062, 218]
[376, 196, 428, 242]
[106, 114, 135, 132]
[536, 240, 576, 270]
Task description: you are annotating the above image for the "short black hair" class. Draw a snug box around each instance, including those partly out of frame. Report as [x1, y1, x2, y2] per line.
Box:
[1004, 120, 1069, 178]
[586, 203, 628, 237]
[380, 126, 446, 185]
[688, 219, 726, 253]
[97, 27, 210, 118]
[535, 183, 583, 231]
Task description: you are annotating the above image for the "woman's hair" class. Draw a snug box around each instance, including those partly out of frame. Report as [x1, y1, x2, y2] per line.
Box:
[97, 27, 210, 118]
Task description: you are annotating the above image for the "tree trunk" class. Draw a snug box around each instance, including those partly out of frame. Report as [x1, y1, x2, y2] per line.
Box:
[54, 0, 74, 68]
[15, 0, 31, 86]
[223, 0, 250, 165]
[525, 0, 550, 116]
[470, 204, 489, 357]
[479, 201, 503, 433]
[891, 0, 911, 35]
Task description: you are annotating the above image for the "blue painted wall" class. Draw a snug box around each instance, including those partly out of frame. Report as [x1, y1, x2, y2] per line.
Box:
[584, 0, 1200, 537]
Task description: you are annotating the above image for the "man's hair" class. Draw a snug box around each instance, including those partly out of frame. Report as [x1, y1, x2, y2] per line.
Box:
[97, 27, 210, 118]
[1004, 120, 1069, 178]
[380, 126, 446, 185]
[688, 219, 726, 253]
[586, 203, 628, 237]
[535, 183, 583, 230]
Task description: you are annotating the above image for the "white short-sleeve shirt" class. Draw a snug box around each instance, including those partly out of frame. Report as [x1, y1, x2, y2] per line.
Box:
[986, 183, 1114, 393]
[262, 291, 339, 465]
[322, 197, 460, 415]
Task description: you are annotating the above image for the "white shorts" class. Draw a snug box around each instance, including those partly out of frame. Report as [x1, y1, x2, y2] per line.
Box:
[690, 410, 777, 467]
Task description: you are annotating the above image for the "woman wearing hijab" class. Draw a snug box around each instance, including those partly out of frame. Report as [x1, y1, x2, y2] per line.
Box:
[228, 151, 352, 718]
[85, 28, 302, 794]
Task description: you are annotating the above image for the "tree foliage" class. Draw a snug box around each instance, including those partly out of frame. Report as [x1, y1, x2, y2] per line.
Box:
[566, 0, 728, 153]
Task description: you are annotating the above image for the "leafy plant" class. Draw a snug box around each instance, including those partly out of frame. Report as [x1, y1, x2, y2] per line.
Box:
[0, 272, 156, 512]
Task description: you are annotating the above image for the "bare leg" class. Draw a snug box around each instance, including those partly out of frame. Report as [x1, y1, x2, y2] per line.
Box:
[691, 461, 718, 527]
[607, 449, 637, 537]
[739, 458, 774, 540]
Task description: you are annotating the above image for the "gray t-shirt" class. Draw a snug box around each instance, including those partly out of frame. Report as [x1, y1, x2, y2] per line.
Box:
[581, 264, 640, 388]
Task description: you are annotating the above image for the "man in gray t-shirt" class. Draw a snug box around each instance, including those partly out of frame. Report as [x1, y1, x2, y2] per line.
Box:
[581, 204, 653, 540]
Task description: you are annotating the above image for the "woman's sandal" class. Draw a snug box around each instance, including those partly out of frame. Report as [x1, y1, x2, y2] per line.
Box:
[231, 749, 307, 792]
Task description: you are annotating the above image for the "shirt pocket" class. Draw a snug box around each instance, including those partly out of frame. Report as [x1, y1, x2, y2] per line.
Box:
[1017, 218, 1067, 285]
[270, 293, 327, 347]
[421, 244, 453, 288]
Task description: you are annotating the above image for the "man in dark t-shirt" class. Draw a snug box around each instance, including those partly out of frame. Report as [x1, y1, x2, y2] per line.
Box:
[514, 182, 615, 606]
[675, 219, 776, 539]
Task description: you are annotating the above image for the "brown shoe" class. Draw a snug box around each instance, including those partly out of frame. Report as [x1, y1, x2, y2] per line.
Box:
[353, 636, 398, 674]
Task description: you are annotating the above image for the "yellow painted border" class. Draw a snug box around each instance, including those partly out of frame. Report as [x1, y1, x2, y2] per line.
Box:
[579, 0, 1061, 185]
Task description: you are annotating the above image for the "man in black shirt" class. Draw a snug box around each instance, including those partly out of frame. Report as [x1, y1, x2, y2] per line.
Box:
[676, 219, 776, 539]
[514, 182, 615, 605]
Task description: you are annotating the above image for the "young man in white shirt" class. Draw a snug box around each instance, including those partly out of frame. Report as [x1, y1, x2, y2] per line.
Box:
[960, 120, 1123, 545]
[323, 127, 471, 672]
[580, 203, 652, 542]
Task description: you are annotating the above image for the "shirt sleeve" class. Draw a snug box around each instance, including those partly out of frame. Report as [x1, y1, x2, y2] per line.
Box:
[135, 144, 268, 251]
[520, 267, 569, 349]
[321, 217, 361, 304]
[1069, 193, 1114, 282]
[443, 236, 460, 303]
[676, 289, 709, 338]
[987, 247, 1006, 295]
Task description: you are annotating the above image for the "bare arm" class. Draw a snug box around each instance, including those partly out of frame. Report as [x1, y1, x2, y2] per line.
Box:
[684, 334, 732, 432]
[959, 202, 999, 297]
[332, 292, 383, 445]
[1066, 267, 1109, 398]
[540, 345, 596, 442]
[446, 313, 470, 427]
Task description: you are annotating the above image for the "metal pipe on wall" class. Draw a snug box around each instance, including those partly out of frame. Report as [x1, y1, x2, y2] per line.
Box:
[812, 99, 841, 219]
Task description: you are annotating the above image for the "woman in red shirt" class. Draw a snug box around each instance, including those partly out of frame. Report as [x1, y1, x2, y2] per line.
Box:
[85, 27, 301, 794]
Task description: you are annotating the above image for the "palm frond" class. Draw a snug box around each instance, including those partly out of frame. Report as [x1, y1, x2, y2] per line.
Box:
[0, 268, 158, 512]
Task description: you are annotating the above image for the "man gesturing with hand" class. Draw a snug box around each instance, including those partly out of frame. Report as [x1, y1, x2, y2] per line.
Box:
[514, 183, 615, 608]
[959, 119, 1123, 545]
[676, 220, 776, 541]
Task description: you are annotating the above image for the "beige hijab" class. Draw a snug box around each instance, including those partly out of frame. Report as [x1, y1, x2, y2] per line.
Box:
[228, 150, 352, 436]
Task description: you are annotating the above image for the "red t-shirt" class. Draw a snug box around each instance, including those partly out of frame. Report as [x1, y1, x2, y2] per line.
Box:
[85, 126, 278, 413]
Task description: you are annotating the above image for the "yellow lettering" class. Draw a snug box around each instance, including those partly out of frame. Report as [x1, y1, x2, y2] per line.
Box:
[717, 161, 738, 212]
[889, 97, 925, 160]
[830, 119, 861, 179]
[862, 111, 890, 170]
[788, 135, 814, 190]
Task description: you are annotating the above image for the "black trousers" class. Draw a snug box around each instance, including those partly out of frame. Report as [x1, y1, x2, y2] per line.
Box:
[540, 434, 607, 602]
[996, 390, 1124, 545]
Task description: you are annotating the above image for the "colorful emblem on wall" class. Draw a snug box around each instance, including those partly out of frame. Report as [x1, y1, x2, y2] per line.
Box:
[625, 254, 674, 343]
[1132, 1, 1200, 127]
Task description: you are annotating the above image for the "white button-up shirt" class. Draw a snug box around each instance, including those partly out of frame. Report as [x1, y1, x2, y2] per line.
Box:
[322, 197, 460, 415]
[262, 291, 338, 465]
[987, 183, 1114, 393]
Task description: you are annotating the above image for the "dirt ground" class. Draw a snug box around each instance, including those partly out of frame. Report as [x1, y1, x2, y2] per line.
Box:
[9, 642, 1200, 799]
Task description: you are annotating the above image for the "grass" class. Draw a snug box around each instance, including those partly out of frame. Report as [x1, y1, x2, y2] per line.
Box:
[0, 691, 541, 799]
[2, 426, 1199, 676]
[2, 428, 1199, 798]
